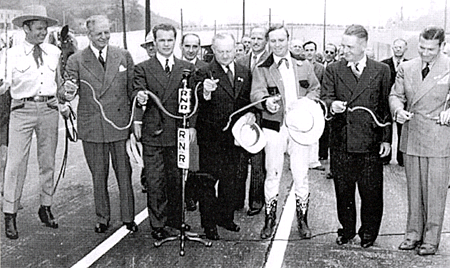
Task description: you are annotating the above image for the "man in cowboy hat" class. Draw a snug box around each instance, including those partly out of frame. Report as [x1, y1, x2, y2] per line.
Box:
[251, 25, 320, 240]
[0, 5, 62, 239]
[321, 24, 391, 249]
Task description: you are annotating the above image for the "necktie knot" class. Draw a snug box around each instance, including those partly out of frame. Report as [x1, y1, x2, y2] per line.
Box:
[98, 50, 105, 69]
[33, 44, 43, 68]
[164, 58, 170, 75]
[422, 63, 430, 80]
[278, 58, 289, 69]
[350, 62, 361, 79]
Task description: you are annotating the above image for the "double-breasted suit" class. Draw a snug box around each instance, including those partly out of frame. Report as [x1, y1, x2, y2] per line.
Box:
[132, 56, 196, 230]
[66, 46, 135, 226]
[195, 59, 252, 227]
[321, 57, 391, 241]
[389, 54, 450, 247]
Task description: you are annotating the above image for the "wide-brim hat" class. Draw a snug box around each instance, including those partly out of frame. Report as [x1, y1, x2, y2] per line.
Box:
[140, 32, 154, 48]
[285, 97, 325, 145]
[12, 5, 58, 27]
[232, 112, 267, 154]
[126, 134, 144, 167]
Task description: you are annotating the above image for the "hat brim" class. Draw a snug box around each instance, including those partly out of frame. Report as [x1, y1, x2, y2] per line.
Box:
[140, 41, 154, 48]
[12, 15, 58, 27]
[286, 98, 325, 145]
[126, 135, 144, 167]
[232, 113, 267, 154]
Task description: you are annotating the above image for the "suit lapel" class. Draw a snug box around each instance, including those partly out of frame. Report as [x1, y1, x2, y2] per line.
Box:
[336, 60, 358, 97]
[348, 59, 381, 104]
[268, 63, 285, 97]
[412, 55, 450, 107]
[234, 63, 246, 99]
[210, 60, 235, 99]
[161, 58, 183, 104]
[81, 48, 104, 85]
[101, 47, 122, 97]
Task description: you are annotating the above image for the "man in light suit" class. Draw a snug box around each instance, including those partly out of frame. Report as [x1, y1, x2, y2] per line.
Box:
[390, 26, 450, 256]
[235, 27, 268, 216]
[251, 26, 320, 240]
[381, 39, 408, 166]
[321, 24, 391, 248]
[133, 24, 197, 240]
[65, 15, 137, 233]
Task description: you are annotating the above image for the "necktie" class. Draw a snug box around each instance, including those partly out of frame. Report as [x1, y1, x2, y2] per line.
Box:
[396, 59, 401, 68]
[422, 63, 430, 80]
[278, 58, 289, 69]
[165, 58, 170, 75]
[33, 44, 43, 68]
[98, 50, 105, 69]
[351, 62, 361, 78]
[226, 65, 234, 88]
[251, 54, 258, 71]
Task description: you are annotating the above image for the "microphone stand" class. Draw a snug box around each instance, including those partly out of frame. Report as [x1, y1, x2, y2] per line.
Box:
[153, 71, 212, 256]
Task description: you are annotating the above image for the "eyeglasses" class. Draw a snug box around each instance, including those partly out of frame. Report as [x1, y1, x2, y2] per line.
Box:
[324, 50, 335, 54]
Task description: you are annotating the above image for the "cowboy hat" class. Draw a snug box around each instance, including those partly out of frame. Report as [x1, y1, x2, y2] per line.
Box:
[285, 97, 325, 145]
[126, 134, 144, 168]
[12, 5, 58, 27]
[232, 112, 267, 154]
[140, 32, 155, 48]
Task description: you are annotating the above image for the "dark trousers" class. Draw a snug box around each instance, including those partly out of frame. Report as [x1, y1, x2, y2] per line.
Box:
[236, 150, 265, 210]
[331, 147, 383, 240]
[395, 123, 404, 166]
[199, 142, 240, 224]
[318, 121, 330, 159]
[82, 140, 135, 225]
[143, 145, 181, 230]
[186, 172, 218, 229]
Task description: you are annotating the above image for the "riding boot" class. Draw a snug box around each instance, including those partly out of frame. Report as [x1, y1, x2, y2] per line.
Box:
[296, 195, 312, 239]
[260, 199, 277, 239]
[5, 213, 18, 239]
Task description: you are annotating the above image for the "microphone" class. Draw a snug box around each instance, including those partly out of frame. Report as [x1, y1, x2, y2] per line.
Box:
[178, 69, 192, 114]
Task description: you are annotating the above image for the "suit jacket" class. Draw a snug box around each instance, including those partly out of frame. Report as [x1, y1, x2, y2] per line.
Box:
[236, 50, 269, 72]
[251, 53, 320, 131]
[132, 56, 196, 147]
[312, 61, 325, 83]
[381, 57, 408, 89]
[66, 46, 134, 143]
[194, 58, 208, 69]
[321, 58, 392, 153]
[389, 55, 450, 157]
[195, 59, 252, 145]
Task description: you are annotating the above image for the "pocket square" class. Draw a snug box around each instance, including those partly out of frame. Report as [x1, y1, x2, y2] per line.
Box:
[119, 65, 127, 72]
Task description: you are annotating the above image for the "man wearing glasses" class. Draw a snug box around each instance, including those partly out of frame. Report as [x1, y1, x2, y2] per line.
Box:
[323, 43, 337, 68]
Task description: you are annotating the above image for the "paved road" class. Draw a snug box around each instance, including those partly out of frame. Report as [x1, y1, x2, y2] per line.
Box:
[1, 119, 450, 267]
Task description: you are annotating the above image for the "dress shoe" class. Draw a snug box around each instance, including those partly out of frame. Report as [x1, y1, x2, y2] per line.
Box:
[326, 172, 334, 180]
[94, 223, 109, 233]
[204, 226, 220, 240]
[417, 243, 437, 256]
[38, 205, 58, 228]
[398, 239, 421, 250]
[336, 229, 355, 245]
[151, 227, 171, 240]
[247, 207, 263, 216]
[185, 198, 197, 212]
[124, 221, 138, 232]
[361, 238, 375, 248]
[218, 221, 240, 232]
[4, 213, 18, 240]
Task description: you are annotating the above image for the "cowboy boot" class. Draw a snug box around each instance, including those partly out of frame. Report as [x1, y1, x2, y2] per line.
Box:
[5, 213, 19, 239]
[260, 199, 277, 239]
[296, 196, 312, 239]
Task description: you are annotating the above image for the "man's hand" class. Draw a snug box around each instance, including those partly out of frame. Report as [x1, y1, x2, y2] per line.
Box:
[379, 142, 391, 158]
[189, 128, 197, 144]
[203, 78, 219, 100]
[62, 80, 78, 102]
[59, 103, 71, 119]
[395, 109, 413, 124]
[331, 100, 347, 114]
[438, 109, 450, 126]
[137, 91, 149, 105]
[266, 95, 281, 114]
[133, 122, 142, 141]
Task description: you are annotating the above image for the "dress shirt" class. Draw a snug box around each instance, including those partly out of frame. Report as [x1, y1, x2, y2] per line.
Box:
[90, 44, 108, 62]
[220, 61, 235, 76]
[0, 41, 61, 99]
[347, 55, 367, 75]
[273, 53, 296, 109]
[182, 56, 198, 65]
[156, 52, 174, 72]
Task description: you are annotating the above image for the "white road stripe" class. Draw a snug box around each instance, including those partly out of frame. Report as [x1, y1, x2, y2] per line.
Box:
[265, 187, 296, 268]
[71, 209, 149, 268]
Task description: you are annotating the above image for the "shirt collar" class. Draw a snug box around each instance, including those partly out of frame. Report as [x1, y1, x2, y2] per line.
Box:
[347, 55, 367, 69]
[182, 56, 197, 65]
[23, 40, 47, 56]
[90, 44, 108, 59]
[273, 53, 292, 66]
[156, 52, 175, 69]
[220, 61, 235, 74]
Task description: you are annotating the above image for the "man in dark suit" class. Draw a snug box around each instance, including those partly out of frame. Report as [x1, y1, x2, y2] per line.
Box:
[133, 24, 196, 240]
[235, 27, 268, 216]
[381, 38, 408, 166]
[194, 33, 253, 238]
[390, 27, 450, 256]
[65, 15, 137, 233]
[321, 24, 391, 248]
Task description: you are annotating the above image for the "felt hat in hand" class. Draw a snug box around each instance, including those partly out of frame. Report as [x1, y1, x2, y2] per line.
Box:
[232, 112, 267, 154]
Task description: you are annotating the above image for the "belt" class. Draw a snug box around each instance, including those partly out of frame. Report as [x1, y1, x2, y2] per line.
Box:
[22, 96, 55, 102]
